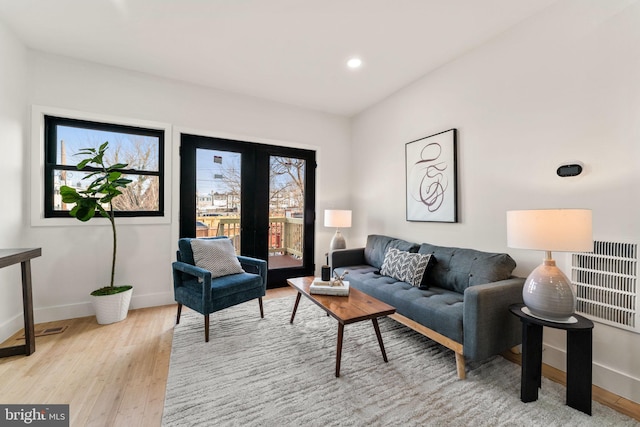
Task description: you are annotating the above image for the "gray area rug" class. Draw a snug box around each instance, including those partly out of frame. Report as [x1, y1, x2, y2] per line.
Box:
[163, 296, 637, 426]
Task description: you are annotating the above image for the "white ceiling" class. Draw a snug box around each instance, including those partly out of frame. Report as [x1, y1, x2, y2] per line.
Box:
[0, 0, 557, 116]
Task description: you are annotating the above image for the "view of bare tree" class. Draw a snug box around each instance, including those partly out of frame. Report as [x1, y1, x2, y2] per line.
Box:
[270, 156, 305, 213]
[106, 136, 159, 211]
[216, 157, 241, 197]
[209, 156, 305, 212]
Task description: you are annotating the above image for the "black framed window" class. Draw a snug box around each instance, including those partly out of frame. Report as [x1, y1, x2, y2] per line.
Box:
[44, 115, 165, 218]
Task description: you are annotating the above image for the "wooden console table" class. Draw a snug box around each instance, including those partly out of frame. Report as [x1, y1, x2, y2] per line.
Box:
[0, 248, 41, 358]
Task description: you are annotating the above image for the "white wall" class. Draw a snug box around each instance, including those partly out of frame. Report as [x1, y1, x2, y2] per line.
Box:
[3, 0, 639, 404]
[351, 0, 640, 402]
[0, 20, 29, 345]
[0, 47, 350, 340]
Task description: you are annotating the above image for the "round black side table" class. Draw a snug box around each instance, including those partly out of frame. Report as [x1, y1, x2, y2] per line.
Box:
[509, 303, 594, 415]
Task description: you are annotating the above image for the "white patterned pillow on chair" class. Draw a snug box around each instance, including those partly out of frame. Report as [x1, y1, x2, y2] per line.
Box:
[191, 238, 245, 279]
[380, 248, 432, 287]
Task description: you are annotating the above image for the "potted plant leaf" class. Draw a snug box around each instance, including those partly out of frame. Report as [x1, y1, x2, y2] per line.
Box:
[60, 141, 134, 324]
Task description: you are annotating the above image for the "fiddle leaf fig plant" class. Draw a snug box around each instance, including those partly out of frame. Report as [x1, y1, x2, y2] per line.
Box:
[60, 141, 132, 296]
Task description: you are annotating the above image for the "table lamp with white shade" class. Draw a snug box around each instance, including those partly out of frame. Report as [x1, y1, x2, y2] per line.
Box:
[324, 209, 352, 251]
[506, 209, 593, 322]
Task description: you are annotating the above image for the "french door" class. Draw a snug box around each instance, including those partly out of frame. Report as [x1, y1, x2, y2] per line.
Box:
[179, 133, 316, 288]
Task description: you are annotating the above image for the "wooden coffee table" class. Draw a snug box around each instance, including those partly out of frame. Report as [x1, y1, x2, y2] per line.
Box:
[287, 276, 396, 377]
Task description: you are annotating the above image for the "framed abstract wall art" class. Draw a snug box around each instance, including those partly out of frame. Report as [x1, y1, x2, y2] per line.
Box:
[405, 128, 458, 222]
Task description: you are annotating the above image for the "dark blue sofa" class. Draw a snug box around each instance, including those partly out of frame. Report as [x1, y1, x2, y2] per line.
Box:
[330, 234, 524, 379]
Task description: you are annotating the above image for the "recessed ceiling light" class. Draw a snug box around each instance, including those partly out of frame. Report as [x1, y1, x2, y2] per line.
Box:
[347, 57, 363, 69]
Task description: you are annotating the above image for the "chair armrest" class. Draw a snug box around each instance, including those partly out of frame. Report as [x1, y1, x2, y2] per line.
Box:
[172, 261, 211, 280]
[237, 255, 267, 290]
[172, 261, 212, 295]
[329, 248, 366, 269]
[463, 277, 525, 361]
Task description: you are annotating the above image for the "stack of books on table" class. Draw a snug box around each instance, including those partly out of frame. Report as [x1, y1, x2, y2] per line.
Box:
[309, 278, 350, 296]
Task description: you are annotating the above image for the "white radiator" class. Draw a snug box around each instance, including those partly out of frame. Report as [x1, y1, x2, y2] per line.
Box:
[571, 241, 638, 332]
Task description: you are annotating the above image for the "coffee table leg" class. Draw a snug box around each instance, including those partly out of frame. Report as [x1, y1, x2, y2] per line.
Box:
[336, 323, 344, 377]
[372, 318, 388, 363]
[290, 292, 302, 324]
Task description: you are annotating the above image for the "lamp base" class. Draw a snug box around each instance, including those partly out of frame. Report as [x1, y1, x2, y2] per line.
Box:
[329, 230, 346, 251]
[521, 307, 578, 324]
[522, 259, 576, 322]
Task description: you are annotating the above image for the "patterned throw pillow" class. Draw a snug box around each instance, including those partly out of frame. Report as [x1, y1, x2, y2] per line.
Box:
[380, 248, 432, 287]
[191, 238, 244, 279]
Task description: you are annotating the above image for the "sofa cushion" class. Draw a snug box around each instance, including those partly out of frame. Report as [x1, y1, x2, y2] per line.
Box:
[191, 238, 245, 279]
[334, 264, 378, 279]
[418, 243, 516, 293]
[345, 272, 464, 343]
[364, 234, 419, 269]
[380, 248, 432, 287]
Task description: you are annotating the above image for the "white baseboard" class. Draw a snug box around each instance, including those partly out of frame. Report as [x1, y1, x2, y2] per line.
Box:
[0, 291, 175, 343]
[0, 314, 27, 346]
[543, 343, 640, 404]
[131, 291, 175, 310]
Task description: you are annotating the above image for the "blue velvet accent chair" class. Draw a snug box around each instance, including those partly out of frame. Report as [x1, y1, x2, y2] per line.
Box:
[172, 237, 267, 342]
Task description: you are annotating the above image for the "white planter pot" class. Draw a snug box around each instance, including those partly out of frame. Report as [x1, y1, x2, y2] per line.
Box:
[91, 287, 133, 325]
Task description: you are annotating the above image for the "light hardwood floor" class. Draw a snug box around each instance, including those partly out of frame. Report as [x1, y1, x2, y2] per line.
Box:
[1, 286, 638, 425]
[0, 287, 294, 426]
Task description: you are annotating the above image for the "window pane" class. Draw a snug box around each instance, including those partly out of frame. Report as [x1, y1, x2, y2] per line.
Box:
[53, 169, 159, 212]
[196, 149, 242, 252]
[196, 149, 242, 215]
[112, 174, 160, 211]
[269, 156, 305, 269]
[55, 125, 159, 172]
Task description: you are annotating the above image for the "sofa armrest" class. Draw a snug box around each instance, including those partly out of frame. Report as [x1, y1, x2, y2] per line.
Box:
[329, 248, 366, 270]
[463, 277, 525, 361]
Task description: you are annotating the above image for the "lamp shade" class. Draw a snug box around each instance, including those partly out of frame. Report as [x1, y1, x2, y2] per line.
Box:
[507, 208, 593, 322]
[324, 210, 352, 228]
[506, 209, 593, 252]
